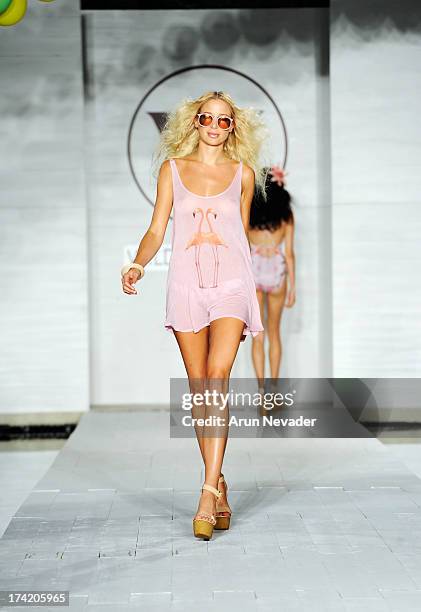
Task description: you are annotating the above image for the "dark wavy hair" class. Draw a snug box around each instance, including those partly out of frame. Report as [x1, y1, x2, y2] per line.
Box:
[249, 167, 294, 231]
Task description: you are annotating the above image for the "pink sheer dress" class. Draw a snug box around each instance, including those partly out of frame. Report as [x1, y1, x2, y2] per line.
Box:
[164, 159, 264, 342]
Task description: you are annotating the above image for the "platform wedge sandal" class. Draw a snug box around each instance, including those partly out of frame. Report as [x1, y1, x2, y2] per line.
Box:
[192, 483, 222, 540]
[215, 473, 232, 530]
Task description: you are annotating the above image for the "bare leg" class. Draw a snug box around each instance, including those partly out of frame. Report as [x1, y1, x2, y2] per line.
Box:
[266, 278, 287, 379]
[199, 316, 245, 517]
[251, 289, 266, 389]
[174, 318, 243, 518]
[173, 326, 208, 463]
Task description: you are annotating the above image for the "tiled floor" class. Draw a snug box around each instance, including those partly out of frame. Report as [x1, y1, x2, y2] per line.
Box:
[1, 411, 421, 611]
[0, 442, 60, 538]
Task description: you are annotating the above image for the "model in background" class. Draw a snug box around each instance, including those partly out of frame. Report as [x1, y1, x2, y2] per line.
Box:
[121, 91, 268, 540]
[248, 166, 296, 392]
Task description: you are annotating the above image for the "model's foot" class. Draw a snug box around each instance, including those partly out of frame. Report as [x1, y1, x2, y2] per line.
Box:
[217, 477, 232, 515]
[195, 487, 217, 520]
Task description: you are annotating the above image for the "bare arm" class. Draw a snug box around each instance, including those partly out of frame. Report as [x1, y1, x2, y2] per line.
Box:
[284, 218, 296, 307]
[240, 163, 255, 245]
[122, 160, 173, 295]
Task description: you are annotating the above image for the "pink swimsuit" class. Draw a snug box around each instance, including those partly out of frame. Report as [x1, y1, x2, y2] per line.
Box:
[164, 159, 264, 342]
[250, 229, 287, 293]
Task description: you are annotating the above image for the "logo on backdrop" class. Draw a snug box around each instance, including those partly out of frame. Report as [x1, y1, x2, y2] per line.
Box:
[127, 65, 288, 210]
[0, 0, 55, 27]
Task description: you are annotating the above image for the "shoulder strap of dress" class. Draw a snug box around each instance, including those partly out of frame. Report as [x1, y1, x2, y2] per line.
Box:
[238, 160, 243, 195]
[169, 158, 184, 186]
[168, 158, 178, 187]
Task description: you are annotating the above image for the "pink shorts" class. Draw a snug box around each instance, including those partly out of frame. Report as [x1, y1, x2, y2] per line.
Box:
[165, 278, 251, 341]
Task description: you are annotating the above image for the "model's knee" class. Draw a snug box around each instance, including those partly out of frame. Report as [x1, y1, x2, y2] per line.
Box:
[206, 365, 230, 380]
[189, 373, 207, 394]
[189, 370, 207, 383]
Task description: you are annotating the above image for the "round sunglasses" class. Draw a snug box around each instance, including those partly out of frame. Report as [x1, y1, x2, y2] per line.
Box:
[196, 112, 234, 131]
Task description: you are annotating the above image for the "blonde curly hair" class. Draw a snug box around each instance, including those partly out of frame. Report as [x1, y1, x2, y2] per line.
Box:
[152, 90, 270, 196]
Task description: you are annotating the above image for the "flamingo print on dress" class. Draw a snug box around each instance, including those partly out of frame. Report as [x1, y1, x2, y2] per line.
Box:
[185, 207, 228, 288]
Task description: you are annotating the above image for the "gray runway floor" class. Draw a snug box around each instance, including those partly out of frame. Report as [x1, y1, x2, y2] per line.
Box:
[1, 410, 421, 611]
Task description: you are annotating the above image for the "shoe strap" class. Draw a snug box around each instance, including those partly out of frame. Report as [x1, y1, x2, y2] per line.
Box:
[194, 511, 216, 526]
[202, 483, 221, 499]
[218, 474, 228, 494]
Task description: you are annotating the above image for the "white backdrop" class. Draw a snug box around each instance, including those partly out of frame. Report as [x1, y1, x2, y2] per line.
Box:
[0, 0, 88, 415]
[83, 8, 328, 406]
[1, 2, 420, 415]
[331, 10, 421, 378]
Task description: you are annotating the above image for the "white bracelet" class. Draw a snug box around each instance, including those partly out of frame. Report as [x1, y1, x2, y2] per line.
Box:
[120, 262, 145, 278]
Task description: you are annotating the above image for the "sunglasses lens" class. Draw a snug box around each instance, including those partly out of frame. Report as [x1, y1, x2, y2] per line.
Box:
[198, 113, 213, 127]
[218, 117, 232, 130]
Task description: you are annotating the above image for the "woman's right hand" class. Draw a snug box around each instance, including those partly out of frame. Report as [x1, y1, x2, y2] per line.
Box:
[121, 268, 141, 295]
[285, 286, 296, 308]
